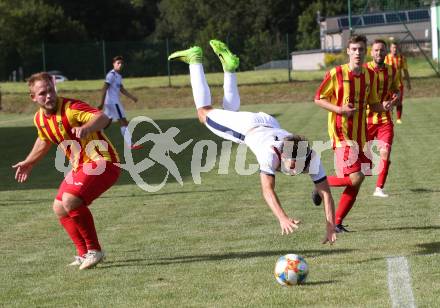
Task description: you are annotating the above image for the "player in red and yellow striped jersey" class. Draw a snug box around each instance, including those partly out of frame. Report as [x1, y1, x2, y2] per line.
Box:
[384, 42, 411, 123]
[314, 35, 397, 232]
[13, 72, 120, 270]
[365, 40, 401, 198]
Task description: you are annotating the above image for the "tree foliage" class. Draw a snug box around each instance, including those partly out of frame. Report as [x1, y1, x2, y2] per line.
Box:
[0, 0, 431, 79]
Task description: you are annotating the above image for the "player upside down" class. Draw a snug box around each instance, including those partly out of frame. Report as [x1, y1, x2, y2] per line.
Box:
[169, 40, 337, 244]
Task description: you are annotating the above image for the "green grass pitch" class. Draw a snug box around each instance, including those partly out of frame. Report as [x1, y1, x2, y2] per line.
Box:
[0, 97, 439, 307]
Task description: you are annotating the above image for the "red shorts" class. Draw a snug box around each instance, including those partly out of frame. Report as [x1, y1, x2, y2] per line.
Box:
[334, 145, 370, 177]
[56, 161, 120, 206]
[367, 122, 394, 148]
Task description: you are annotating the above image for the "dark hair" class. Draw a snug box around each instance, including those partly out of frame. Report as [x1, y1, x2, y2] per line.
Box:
[112, 56, 124, 63]
[372, 39, 387, 48]
[28, 72, 54, 89]
[282, 135, 312, 168]
[390, 42, 398, 47]
[347, 35, 367, 48]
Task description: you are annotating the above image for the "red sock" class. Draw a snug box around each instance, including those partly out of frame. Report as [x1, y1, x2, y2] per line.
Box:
[397, 105, 402, 119]
[327, 175, 353, 187]
[59, 216, 88, 256]
[68, 206, 101, 251]
[335, 186, 359, 225]
[376, 160, 391, 189]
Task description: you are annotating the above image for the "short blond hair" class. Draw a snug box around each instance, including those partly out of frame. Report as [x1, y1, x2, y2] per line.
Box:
[28, 72, 53, 89]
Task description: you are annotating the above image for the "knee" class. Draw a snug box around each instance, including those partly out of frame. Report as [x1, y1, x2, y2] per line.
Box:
[61, 193, 84, 212]
[350, 172, 365, 188]
[53, 200, 68, 218]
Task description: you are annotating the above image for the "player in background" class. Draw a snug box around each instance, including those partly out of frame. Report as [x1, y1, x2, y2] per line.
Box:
[98, 55, 141, 149]
[385, 42, 411, 124]
[314, 35, 397, 233]
[13, 72, 120, 270]
[169, 40, 337, 244]
[365, 39, 400, 198]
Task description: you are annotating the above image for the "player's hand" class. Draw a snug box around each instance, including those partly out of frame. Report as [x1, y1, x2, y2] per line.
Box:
[382, 100, 393, 111]
[390, 93, 400, 105]
[279, 217, 300, 235]
[322, 222, 337, 245]
[340, 104, 356, 117]
[12, 161, 33, 183]
[71, 127, 90, 139]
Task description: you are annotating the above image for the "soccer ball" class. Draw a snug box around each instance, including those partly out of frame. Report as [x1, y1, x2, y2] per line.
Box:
[274, 254, 308, 286]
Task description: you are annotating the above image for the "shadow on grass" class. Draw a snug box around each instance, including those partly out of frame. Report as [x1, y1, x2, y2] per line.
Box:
[1, 113, 283, 192]
[98, 248, 355, 269]
[100, 188, 231, 199]
[0, 189, 231, 207]
[415, 242, 440, 255]
[362, 225, 440, 232]
[409, 188, 440, 193]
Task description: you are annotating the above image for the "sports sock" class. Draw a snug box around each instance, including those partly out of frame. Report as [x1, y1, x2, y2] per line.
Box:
[376, 160, 391, 189]
[189, 63, 212, 109]
[121, 126, 132, 146]
[59, 215, 87, 256]
[222, 72, 240, 111]
[396, 105, 402, 119]
[68, 206, 101, 251]
[335, 186, 359, 225]
[327, 175, 353, 187]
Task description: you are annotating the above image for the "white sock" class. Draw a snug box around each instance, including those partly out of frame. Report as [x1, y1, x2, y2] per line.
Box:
[222, 72, 240, 111]
[121, 126, 132, 146]
[189, 63, 212, 109]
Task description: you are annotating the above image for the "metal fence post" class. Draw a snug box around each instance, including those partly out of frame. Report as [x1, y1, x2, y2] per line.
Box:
[102, 40, 107, 78]
[286, 33, 291, 82]
[166, 38, 171, 87]
[42, 41, 46, 71]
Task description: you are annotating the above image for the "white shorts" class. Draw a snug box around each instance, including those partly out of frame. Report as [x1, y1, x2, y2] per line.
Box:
[103, 103, 126, 121]
[205, 109, 280, 143]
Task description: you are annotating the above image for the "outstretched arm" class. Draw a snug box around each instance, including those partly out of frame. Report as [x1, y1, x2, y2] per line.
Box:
[120, 85, 138, 102]
[260, 173, 300, 235]
[12, 138, 52, 182]
[314, 179, 337, 244]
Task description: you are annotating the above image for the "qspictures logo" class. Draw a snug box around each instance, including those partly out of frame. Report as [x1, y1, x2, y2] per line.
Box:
[55, 116, 386, 192]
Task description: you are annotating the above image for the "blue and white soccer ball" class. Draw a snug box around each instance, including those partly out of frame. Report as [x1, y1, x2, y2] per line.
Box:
[274, 254, 309, 286]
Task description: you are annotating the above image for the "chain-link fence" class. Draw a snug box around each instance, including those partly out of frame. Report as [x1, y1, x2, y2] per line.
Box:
[4, 35, 294, 82]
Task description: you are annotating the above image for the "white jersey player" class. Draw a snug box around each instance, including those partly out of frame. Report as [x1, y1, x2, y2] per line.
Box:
[99, 56, 141, 149]
[169, 40, 337, 244]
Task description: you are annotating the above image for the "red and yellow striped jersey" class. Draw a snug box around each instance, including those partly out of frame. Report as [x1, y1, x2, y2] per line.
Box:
[34, 97, 120, 170]
[384, 53, 407, 85]
[315, 64, 379, 148]
[364, 61, 399, 125]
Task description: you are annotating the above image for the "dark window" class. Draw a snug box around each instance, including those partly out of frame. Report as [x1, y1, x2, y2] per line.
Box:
[338, 17, 362, 29]
[408, 10, 430, 21]
[363, 14, 385, 25]
[385, 12, 408, 23]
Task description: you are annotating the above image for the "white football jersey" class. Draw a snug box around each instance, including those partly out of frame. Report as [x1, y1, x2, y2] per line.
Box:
[205, 109, 326, 182]
[104, 69, 122, 105]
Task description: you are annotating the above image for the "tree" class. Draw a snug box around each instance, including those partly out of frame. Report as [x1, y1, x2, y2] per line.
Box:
[0, 0, 87, 79]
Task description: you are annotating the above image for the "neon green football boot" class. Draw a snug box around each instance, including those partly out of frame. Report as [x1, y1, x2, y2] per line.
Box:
[168, 46, 203, 64]
[209, 39, 239, 72]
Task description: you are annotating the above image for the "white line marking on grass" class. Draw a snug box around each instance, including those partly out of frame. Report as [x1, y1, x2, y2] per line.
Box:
[387, 256, 416, 308]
